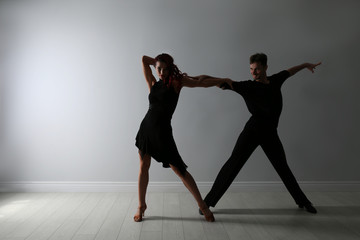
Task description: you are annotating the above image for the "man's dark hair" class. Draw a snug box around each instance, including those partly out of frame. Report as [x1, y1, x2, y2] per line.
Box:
[250, 53, 267, 66]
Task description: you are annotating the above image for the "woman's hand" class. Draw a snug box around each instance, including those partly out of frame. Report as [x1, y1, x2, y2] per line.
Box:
[143, 55, 156, 67]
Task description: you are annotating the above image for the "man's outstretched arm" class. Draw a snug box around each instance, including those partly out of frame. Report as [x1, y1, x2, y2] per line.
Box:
[287, 62, 322, 76]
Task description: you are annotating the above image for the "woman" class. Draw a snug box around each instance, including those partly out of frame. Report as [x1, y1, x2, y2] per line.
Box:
[134, 53, 231, 222]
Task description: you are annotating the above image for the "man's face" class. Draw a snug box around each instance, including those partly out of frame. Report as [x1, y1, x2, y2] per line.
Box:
[250, 62, 267, 80]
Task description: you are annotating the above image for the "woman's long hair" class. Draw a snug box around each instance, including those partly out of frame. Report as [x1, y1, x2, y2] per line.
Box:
[155, 53, 183, 89]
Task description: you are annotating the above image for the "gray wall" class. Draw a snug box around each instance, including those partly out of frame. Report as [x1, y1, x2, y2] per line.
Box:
[0, 0, 359, 183]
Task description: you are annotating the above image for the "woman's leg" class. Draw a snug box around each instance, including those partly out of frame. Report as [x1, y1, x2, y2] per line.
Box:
[170, 166, 203, 205]
[134, 152, 151, 221]
[170, 165, 214, 221]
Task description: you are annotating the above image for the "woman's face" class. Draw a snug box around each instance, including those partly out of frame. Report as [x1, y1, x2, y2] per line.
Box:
[155, 61, 169, 80]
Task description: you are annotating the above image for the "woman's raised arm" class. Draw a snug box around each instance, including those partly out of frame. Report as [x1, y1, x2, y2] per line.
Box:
[142, 55, 157, 91]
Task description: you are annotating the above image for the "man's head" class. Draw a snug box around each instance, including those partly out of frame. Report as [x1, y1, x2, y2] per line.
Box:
[249, 53, 268, 81]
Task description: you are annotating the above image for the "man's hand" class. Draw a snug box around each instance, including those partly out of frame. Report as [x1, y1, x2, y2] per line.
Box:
[218, 78, 233, 90]
[287, 62, 322, 76]
[306, 62, 322, 73]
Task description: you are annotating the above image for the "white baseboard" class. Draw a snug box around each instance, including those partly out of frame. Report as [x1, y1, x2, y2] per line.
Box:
[0, 181, 360, 192]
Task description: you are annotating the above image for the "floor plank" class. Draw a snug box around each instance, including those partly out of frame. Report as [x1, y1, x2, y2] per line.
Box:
[95, 192, 133, 240]
[0, 193, 60, 239]
[179, 192, 206, 240]
[162, 193, 184, 240]
[72, 192, 118, 240]
[117, 194, 142, 240]
[48, 192, 104, 240]
[7, 193, 72, 239]
[26, 193, 89, 240]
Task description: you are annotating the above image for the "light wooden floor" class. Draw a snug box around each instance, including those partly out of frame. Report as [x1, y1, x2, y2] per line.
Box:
[0, 192, 360, 240]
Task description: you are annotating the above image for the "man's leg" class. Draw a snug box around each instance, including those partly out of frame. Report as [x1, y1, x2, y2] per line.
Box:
[204, 127, 258, 207]
[260, 131, 312, 206]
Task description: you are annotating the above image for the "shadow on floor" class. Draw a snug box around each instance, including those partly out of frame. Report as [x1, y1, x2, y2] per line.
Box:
[213, 205, 360, 216]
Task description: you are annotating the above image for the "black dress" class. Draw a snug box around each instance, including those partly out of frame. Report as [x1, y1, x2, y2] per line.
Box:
[135, 80, 188, 175]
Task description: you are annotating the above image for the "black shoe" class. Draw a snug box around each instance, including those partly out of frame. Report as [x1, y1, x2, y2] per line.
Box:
[298, 203, 317, 214]
[199, 208, 203, 215]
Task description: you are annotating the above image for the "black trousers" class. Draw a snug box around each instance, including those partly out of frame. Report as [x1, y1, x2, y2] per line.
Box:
[204, 120, 311, 207]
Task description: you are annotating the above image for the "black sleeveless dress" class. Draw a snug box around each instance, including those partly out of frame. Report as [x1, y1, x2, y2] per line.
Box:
[135, 80, 188, 175]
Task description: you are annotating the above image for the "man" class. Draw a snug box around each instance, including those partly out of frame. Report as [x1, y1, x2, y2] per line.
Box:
[201, 53, 321, 214]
